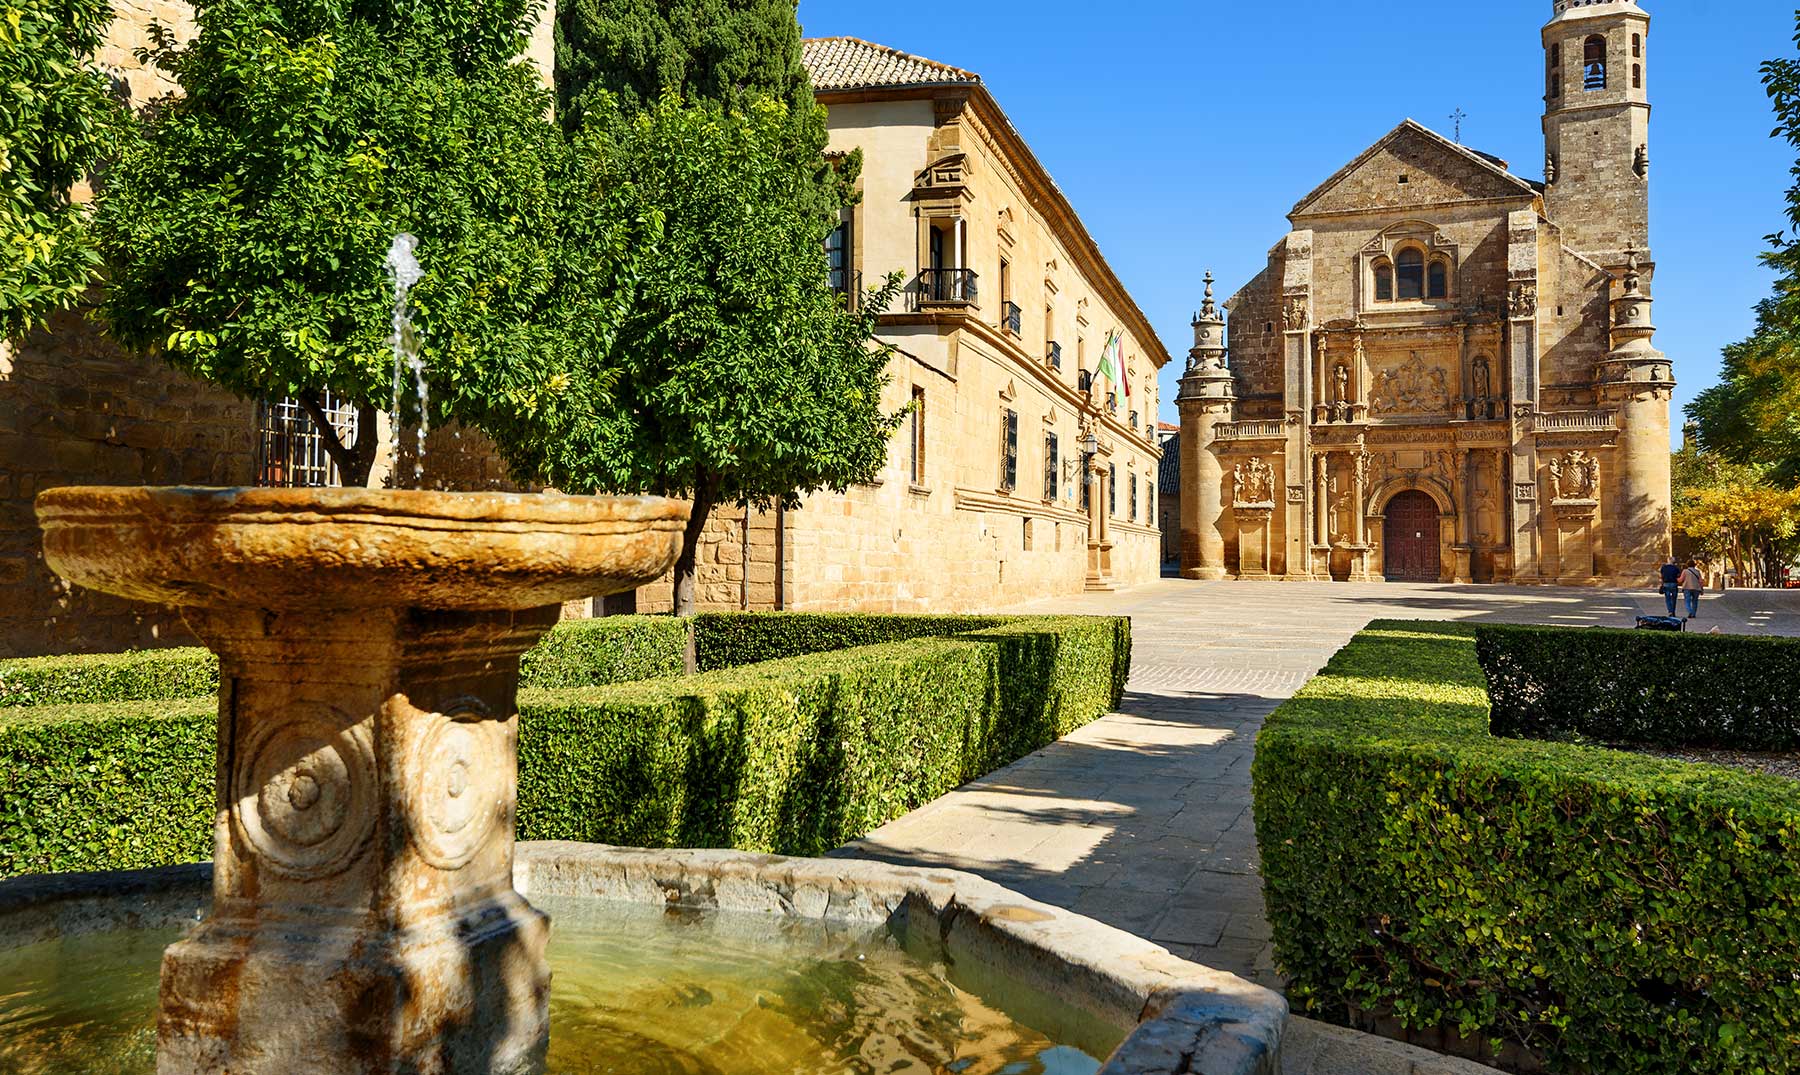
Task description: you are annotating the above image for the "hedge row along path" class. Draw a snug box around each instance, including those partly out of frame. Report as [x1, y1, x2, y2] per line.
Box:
[832, 579, 1800, 1072]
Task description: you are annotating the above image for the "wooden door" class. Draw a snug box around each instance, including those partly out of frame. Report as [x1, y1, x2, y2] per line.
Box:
[1383, 491, 1441, 582]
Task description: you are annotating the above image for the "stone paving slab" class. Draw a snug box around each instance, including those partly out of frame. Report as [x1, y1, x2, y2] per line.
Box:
[834, 579, 1800, 1071]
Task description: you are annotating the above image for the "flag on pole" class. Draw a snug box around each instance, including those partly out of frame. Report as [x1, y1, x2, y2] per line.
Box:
[1095, 330, 1119, 387]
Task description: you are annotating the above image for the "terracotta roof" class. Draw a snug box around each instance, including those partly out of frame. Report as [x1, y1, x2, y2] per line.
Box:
[1157, 421, 1180, 432]
[802, 37, 981, 93]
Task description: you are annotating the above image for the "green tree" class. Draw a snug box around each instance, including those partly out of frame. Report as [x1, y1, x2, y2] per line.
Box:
[551, 0, 851, 218]
[1, 0, 120, 339]
[1671, 444, 1800, 585]
[1689, 13, 1800, 482]
[93, 0, 619, 486]
[508, 96, 901, 615]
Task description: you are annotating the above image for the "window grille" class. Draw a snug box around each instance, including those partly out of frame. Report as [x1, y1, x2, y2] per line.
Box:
[1044, 432, 1059, 501]
[909, 387, 926, 485]
[1109, 464, 1117, 517]
[1130, 473, 1138, 521]
[1000, 409, 1019, 492]
[256, 393, 357, 488]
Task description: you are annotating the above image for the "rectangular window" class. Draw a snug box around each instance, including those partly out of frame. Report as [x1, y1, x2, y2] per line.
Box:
[909, 386, 926, 485]
[1108, 464, 1117, 517]
[256, 393, 357, 488]
[1044, 432, 1059, 501]
[1130, 474, 1138, 521]
[825, 215, 852, 297]
[1000, 408, 1019, 493]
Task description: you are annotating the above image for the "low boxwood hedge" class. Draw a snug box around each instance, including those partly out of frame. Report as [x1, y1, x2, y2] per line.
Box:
[0, 616, 692, 707]
[691, 612, 1007, 670]
[1, 614, 1128, 876]
[1478, 623, 1800, 751]
[1254, 621, 1800, 1074]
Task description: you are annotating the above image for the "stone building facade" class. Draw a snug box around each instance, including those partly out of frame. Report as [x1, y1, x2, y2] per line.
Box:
[1178, 0, 1672, 587]
[700, 38, 1169, 612]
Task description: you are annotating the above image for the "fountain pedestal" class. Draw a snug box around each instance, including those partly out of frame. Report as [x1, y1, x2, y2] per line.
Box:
[36, 486, 687, 1075]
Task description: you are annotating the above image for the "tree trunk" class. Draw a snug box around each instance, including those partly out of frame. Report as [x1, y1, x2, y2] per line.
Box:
[296, 394, 383, 488]
[672, 473, 717, 619]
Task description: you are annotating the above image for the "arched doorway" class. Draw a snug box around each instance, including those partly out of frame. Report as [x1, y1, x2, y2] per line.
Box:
[1383, 491, 1441, 582]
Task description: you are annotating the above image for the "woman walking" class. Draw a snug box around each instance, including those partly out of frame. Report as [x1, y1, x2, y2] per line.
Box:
[1680, 559, 1706, 620]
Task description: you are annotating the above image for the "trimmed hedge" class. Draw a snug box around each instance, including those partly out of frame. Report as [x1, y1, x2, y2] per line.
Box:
[1254, 621, 1800, 1074]
[0, 647, 219, 707]
[692, 612, 1006, 670]
[1479, 623, 1800, 751]
[0, 616, 690, 707]
[1, 614, 1128, 876]
[517, 615, 689, 688]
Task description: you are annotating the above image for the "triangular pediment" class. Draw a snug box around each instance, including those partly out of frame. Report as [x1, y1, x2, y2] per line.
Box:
[1291, 120, 1538, 219]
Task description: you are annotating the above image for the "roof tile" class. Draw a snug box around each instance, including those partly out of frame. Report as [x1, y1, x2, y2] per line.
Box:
[802, 37, 980, 93]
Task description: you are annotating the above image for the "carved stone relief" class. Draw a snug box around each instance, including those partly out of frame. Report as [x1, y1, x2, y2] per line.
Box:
[1370, 353, 1452, 417]
[1509, 283, 1537, 319]
[1549, 450, 1600, 501]
[1232, 457, 1277, 506]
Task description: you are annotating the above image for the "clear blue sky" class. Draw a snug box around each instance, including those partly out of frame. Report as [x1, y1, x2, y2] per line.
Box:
[797, 0, 1795, 443]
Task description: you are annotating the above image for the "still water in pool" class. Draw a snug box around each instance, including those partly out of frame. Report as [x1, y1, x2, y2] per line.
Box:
[0, 896, 1107, 1075]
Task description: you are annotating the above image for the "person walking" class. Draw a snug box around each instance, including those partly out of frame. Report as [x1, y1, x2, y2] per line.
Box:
[1659, 556, 1682, 617]
[1680, 559, 1706, 620]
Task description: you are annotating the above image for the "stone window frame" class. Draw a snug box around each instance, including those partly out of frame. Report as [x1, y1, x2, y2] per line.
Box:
[1360, 224, 1459, 313]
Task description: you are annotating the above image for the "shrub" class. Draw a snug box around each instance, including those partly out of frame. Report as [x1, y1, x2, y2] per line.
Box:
[0, 647, 218, 706]
[1254, 621, 1800, 1074]
[1, 614, 1128, 876]
[692, 612, 1005, 669]
[0, 616, 689, 706]
[1478, 623, 1800, 750]
[517, 615, 689, 688]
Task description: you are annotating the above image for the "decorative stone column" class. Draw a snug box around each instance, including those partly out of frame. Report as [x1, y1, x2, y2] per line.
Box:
[1597, 252, 1675, 583]
[1348, 447, 1375, 581]
[1086, 444, 1114, 591]
[1451, 447, 1475, 584]
[1310, 452, 1331, 577]
[1177, 272, 1237, 580]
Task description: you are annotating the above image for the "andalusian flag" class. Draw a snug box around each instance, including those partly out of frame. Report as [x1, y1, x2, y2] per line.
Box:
[1096, 330, 1120, 393]
[1096, 330, 1128, 404]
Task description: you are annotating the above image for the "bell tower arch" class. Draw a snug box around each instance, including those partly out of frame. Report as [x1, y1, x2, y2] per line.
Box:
[1542, 0, 1651, 266]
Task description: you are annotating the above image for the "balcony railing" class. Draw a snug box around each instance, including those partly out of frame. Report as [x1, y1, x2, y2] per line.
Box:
[908, 268, 978, 311]
[1002, 301, 1023, 336]
[1535, 410, 1617, 433]
[1214, 420, 1288, 441]
[1047, 341, 1063, 369]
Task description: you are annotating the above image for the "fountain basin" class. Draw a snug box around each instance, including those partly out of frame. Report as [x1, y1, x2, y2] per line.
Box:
[0, 844, 1287, 1075]
[33, 486, 691, 1075]
[36, 486, 688, 611]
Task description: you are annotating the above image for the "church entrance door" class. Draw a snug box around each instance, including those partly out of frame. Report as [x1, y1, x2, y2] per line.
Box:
[1383, 491, 1441, 582]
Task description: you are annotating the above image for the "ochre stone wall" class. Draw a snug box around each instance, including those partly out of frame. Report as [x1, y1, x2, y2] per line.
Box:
[0, 311, 258, 656]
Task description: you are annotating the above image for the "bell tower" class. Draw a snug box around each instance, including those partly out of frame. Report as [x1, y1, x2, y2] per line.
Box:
[1542, 0, 1651, 265]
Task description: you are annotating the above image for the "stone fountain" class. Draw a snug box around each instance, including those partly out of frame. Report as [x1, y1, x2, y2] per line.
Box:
[34, 485, 688, 1075]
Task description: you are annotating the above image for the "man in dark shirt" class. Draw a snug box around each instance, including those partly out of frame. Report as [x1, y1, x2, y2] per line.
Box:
[1659, 556, 1682, 616]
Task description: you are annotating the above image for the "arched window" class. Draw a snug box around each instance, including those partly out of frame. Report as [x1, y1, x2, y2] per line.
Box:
[1427, 260, 1449, 300]
[1584, 35, 1607, 90]
[1374, 261, 1394, 302]
[1396, 249, 1425, 301]
[1547, 44, 1562, 99]
[1632, 33, 1641, 58]
[1633, 63, 1641, 89]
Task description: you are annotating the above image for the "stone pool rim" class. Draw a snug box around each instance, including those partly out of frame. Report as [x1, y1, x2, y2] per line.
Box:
[0, 841, 1286, 1075]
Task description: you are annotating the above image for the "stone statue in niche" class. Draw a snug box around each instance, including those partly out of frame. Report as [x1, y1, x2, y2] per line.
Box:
[1468, 355, 1499, 420]
[1330, 363, 1352, 422]
[1232, 456, 1276, 506]
[1549, 450, 1600, 501]
[1370, 352, 1452, 417]
[1510, 283, 1537, 319]
[1284, 296, 1307, 330]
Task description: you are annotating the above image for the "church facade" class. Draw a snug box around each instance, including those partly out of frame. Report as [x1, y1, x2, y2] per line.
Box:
[1178, 0, 1672, 586]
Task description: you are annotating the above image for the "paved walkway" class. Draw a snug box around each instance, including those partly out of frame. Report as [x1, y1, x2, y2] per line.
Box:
[837, 581, 1800, 993]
